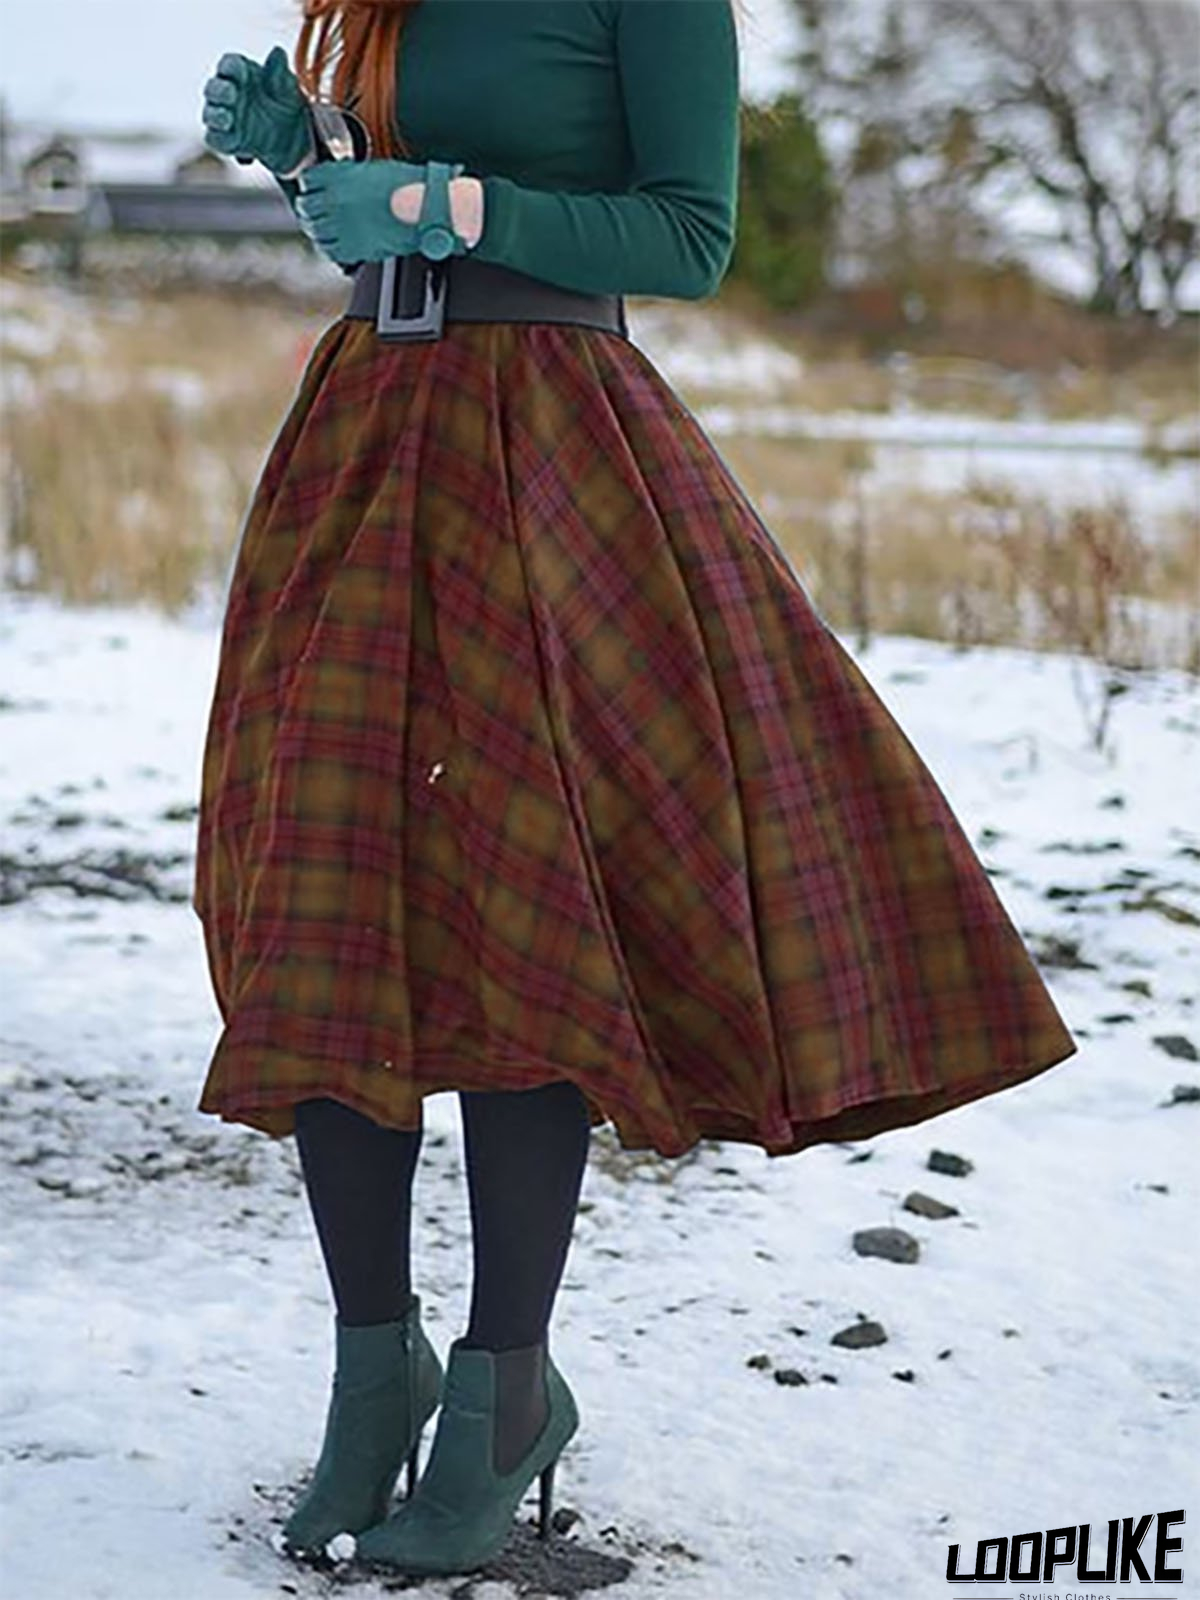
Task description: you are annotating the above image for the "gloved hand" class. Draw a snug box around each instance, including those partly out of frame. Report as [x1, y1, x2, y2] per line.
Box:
[201, 46, 314, 178]
[295, 158, 471, 265]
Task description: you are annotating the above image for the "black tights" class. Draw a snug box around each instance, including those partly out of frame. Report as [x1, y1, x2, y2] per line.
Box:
[293, 1081, 592, 1350]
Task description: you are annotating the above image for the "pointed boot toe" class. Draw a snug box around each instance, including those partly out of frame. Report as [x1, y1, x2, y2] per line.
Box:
[354, 1334, 579, 1576]
[281, 1292, 444, 1557]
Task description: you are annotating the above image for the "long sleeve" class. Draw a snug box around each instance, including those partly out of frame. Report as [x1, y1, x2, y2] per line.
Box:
[468, 0, 739, 300]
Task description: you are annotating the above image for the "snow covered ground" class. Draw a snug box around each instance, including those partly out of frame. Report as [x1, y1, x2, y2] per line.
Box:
[1, 589, 1197, 1599]
[691, 404, 1200, 538]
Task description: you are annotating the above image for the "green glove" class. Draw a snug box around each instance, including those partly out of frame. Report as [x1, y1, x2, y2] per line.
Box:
[295, 158, 471, 265]
[201, 46, 314, 178]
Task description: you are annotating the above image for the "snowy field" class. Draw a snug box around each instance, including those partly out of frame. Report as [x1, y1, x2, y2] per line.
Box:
[1, 589, 1198, 1599]
[627, 304, 1200, 547]
[695, 404, 1200, 537]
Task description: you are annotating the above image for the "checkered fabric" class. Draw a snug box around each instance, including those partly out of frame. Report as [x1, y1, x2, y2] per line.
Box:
[193, 314, 1079, 1157]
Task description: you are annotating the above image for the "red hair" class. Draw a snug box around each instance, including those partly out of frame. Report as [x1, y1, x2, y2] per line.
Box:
[294, 0, 418, 160]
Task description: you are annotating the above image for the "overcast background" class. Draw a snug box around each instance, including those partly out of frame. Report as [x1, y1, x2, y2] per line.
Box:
[1, 0, 796, 134]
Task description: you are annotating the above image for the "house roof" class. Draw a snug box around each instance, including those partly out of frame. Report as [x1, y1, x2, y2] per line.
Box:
[84, 182, 298, 236]
[1, 123, 272, 190]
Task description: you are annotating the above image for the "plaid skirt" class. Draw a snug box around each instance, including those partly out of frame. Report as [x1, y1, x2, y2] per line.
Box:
[192, 308, 1079, 1158]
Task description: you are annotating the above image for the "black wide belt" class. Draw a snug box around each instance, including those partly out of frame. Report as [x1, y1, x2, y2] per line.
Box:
[345, 254, 629, 343]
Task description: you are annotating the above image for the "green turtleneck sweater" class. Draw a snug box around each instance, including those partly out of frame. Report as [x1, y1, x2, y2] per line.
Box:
[398, 0, 740, 299]
[283, 0, 739, 300]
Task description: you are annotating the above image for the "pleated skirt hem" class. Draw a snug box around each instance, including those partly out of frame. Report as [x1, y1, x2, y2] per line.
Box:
[197, 1031, 1079, 1159]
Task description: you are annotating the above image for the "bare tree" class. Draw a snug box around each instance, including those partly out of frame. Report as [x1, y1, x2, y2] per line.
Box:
[791, 0, 1200, 316]
[790, 0, 972, 286]
[942, 0, 1199, 316]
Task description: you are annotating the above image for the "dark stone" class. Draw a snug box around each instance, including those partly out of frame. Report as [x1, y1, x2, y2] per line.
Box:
[902, 1190, 960, 1220]
[927, 1149, 974, 1177]
[831, 1319, 888, 1349]
[1153, 1034, 1198, 1062]
[852, 1226, 920, 1263]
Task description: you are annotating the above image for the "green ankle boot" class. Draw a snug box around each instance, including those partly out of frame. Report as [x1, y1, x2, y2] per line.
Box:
[281, 1292, 445, 1557]
[353, 1333, 579, 1576]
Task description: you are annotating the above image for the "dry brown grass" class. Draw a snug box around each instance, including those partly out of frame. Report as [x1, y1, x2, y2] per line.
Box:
[717, 265, 1200, 425]
[717, 432, 1199, 681]
[2, 274, 322, 610]
[2, 269, 1196, 679]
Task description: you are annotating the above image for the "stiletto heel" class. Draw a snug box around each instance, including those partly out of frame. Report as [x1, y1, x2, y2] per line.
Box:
[355, 1335, 580, 1574]
[537, 1457, 556, 1539]
[405, 1432, 420, 1497]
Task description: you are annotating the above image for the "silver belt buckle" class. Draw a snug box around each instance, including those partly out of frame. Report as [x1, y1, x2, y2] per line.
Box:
[377, 254, 447, 343]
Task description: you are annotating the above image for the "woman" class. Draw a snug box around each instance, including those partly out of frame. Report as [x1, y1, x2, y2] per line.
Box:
[194, 0, 1079, 1578]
